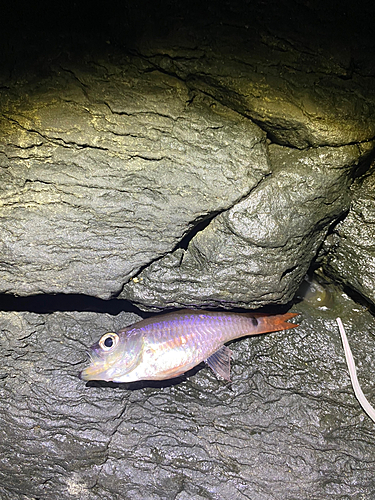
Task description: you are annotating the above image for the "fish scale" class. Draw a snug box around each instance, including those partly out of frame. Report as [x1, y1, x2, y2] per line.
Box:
[81, 309, 298, 383]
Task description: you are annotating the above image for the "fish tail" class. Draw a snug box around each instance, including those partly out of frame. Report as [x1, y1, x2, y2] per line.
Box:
[249, 312, 299, 335]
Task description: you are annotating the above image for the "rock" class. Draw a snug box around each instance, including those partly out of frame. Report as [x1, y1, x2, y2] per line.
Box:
[0, 79, 269, 299]
[2, 1, 375, 499]
[1, 1, 375, 304]
[322, 167, 375, 306]
[1, 2, 375, 304]
[120, 144, 370, 310]
[135, 5, 375, 149]
[1, 292, 375, 499]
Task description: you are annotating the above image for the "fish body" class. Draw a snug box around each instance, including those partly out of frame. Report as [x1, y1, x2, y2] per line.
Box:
[80, 309, 298, 383]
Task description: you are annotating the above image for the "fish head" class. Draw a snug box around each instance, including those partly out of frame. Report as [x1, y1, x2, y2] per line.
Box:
[80, 329, 143, 382]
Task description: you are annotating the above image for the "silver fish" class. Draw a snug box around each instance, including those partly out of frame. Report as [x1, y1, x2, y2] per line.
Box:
[80, 309, 298, 383]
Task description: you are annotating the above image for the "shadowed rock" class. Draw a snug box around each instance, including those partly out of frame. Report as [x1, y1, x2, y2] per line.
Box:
[322, 167, 375, 306]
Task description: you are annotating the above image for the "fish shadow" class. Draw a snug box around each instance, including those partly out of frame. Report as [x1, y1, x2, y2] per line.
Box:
[85, 363, 205, 390]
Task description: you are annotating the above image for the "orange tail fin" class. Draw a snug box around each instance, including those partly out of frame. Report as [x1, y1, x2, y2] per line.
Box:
[250, 312, 299, 335]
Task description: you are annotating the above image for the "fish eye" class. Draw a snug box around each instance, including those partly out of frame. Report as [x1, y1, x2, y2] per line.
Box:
[99, 333, 119, 351]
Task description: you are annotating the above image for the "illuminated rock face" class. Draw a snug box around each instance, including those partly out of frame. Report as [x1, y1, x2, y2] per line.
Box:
[0, 63, 372, 306]
[0, 76, 269, 299]
[0, 4, 374, 307]
[1, 1, 375, 500]
[121, 143, 369, 309]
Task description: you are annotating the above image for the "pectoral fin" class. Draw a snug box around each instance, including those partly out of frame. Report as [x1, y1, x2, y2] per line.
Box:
[206, 345, 232, 381]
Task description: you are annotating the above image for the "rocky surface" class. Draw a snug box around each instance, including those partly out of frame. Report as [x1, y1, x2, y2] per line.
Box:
[322, 168, 375, 307]
[1, 1, 375, 499]
[0, 78, 269, 299]
[1, 292, 375, 500]
[137, 9, 375, 149]
[121, 143, 372, 309]
[0, 2, 375, 306]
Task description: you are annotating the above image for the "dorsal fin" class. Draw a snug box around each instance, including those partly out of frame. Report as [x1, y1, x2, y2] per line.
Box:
[205, 345, 232, 381]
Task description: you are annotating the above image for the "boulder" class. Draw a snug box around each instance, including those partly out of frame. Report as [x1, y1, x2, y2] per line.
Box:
[322, 167, 375, 306]
[121, 143, 372, 309]
[0, 78, 268, 299]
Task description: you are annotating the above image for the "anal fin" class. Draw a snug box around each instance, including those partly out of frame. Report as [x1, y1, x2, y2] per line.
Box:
[206, 345, 232, 381]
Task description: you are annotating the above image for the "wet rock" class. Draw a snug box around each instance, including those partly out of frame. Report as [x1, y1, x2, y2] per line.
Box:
[2, 1, 375, 499]
[322, 167, 375, 306]
[1, 292, 375, 500]
[121, 144, 370, 310]
[0, 2, 375, 304]
[0, 79, 268, 299]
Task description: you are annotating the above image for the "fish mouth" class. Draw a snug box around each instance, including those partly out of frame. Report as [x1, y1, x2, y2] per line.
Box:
[80, 364, 105, 381]
[80, 352, 108, 381]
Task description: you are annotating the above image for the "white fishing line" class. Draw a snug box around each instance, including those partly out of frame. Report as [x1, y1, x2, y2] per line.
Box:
[336, 317, 375, 423]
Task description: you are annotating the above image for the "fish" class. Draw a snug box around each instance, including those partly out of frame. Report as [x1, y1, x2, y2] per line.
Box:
[80, 309, 298, 383]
